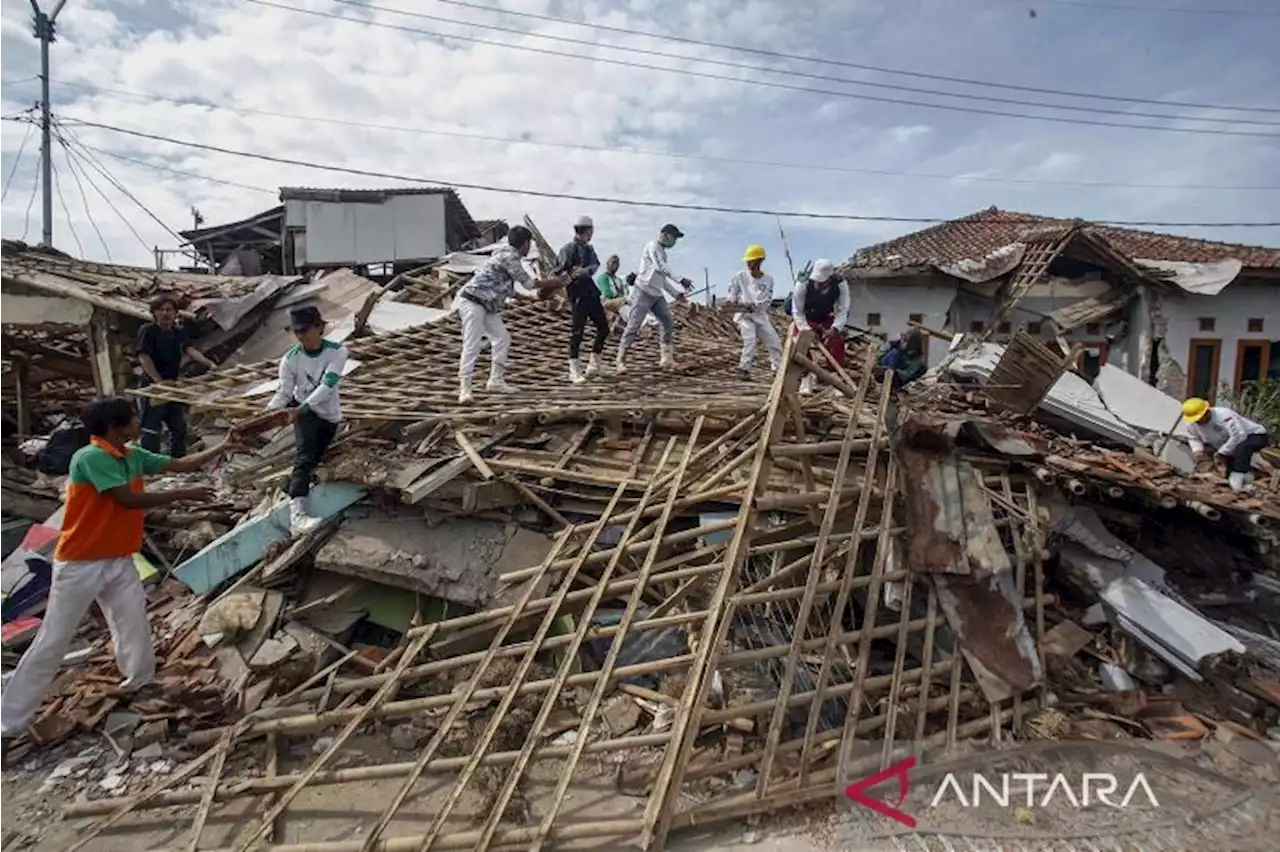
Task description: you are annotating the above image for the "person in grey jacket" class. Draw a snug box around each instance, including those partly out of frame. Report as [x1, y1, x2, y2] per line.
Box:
[616, 224, 693, 374]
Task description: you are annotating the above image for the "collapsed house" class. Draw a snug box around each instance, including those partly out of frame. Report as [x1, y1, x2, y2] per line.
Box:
[1, 220, 1279, 851]
[841, 208, 1280, 398]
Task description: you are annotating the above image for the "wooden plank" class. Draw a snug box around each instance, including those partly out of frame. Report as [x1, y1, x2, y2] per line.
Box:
[454, 430, 496, 480]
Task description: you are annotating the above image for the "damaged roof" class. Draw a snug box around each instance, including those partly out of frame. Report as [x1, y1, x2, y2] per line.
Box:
[1, 240, 298, 327]
[846, 207, 1280, 274]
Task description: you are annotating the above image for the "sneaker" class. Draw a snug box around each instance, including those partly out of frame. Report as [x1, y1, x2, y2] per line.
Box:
[458, 377, 474, 404]
[290, 498, 323, 536]
[585, 353, 602, 377]
[568, 359, 587, 385]
[486, 377, 519, 394]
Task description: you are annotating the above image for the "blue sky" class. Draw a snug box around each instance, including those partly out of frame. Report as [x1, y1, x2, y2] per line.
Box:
[1, 0, 1277, 295]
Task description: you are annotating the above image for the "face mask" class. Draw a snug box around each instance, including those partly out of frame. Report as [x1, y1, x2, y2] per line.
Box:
[662, 235, 677, 248]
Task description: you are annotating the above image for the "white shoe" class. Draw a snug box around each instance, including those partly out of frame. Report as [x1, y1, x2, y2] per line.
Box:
[458, 377, 474, 404]
[614, 346, 628, 376]
[799, 375, 815, 395]
[290, 497, 323, 536]
[585, 353, 602, 377]
[486, 376, 518, 393]
[659, 343, 675, 369]
[568, 359, 587, 385]
[1228, 471, 1246, 492]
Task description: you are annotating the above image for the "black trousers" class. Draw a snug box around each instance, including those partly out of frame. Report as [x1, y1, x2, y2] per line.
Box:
[1227, 431, 1271, 474]
[288, 408, 339, 498]
[569, 294, 609, 359]
[139, 398, 188, 458]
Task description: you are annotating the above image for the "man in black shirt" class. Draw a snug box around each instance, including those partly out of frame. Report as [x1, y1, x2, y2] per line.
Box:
[136, 294, 216, 456]
[557, 215, 608, 385]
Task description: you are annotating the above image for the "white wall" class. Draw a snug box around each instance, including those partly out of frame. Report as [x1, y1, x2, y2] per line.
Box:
[285, 194, 449, 266]
[852, 280, 957, 365]
[1159, 280, 1280, 399]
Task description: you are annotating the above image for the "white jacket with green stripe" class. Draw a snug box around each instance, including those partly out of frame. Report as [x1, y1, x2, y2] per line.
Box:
[267, 339, 349, 423]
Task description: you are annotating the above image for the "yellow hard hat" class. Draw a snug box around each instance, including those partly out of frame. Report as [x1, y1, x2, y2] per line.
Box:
[743, 244, 767, 262]
[1182, 397, 1210, 423]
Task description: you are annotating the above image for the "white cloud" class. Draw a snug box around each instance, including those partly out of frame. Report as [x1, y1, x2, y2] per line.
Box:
[0, 0, 1275, 293]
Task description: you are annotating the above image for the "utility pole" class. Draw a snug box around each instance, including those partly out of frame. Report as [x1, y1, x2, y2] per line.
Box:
[31, 0, 68, 248]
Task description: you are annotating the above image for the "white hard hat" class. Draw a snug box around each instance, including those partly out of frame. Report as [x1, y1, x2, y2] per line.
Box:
[574, 215, 594, 228]
[811, 259, 835, 280]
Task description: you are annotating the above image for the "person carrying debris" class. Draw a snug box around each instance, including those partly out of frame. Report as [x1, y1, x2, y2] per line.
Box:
[1182, 397, 1271, 492]
[727, 244, 782, 379]
[790, 258, 850, 393]
[136, 293, 218, 457]
[456, 225, 568, 403]
[877, 327, 928, 389]
[0, 397, 230, 765]
[616, 224, 694, 374]
[558, 215, 609, 385]
[596, 254, 625, 301]
[266, 306, 350, 535]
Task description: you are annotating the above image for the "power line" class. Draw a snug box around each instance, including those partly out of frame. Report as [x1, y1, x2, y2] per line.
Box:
[57, 137, 113, 260]
[420, 0, 1280, 114]
[244, 0, 1280, 138]
[54, 118, 182, 242]
[73, 137, 276, 194]
[996, 0, 1280, 16]
[2, 120, 34, 202]
[50, 80, 1278, 192]
[37, 114, 1280, 228]
[326, 0, 1280, 127]
[21, 150, 41, 242]
[48, 150, 85, 256]
[54, 126, 151, 253]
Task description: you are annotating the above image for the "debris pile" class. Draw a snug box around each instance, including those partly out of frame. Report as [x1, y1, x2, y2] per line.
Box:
[2, 245, 1278, 850]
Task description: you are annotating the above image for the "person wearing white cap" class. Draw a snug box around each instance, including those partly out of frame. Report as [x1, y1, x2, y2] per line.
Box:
[616, 223, 693, 373]
[790, 258, 850, 393]
[727, 244, 781, 379]
[557, 215, 608, 384]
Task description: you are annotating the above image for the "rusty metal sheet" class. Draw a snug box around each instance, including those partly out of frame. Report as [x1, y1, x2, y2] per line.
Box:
[899, 448, 1010, 577]
[933, 571, 1042, 703]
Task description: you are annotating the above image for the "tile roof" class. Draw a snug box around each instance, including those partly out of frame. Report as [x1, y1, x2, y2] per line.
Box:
[846, 207, 1280, 272]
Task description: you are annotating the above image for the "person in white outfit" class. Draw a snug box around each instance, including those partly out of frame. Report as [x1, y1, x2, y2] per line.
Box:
[266, 306, 350, 536]
[1182, 397, 1271, 492]
[616, 223, 693, 374]
[727, 244, 781, 379]
[790, 259, 851, 394]
[456, 226, 567, 403]
[1, 397, 228, 763]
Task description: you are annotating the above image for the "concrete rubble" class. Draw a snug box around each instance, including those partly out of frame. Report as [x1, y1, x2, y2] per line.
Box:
[2, 233, 1279, 851]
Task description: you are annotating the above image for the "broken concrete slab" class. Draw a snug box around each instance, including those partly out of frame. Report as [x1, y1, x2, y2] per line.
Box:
[174, 483, 365, 595]
[314, 509, 552, 608]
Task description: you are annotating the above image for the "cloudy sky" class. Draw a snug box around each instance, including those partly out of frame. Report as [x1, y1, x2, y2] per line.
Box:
[1, 0, 1277, 293]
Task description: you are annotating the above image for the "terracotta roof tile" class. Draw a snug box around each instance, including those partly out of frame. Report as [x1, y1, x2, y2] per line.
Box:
[847, 207, 1280, 272]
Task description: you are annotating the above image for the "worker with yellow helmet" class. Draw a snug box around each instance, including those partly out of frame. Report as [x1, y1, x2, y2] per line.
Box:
[726, 244, 782, 380]
[1181, 396, 1270, 492]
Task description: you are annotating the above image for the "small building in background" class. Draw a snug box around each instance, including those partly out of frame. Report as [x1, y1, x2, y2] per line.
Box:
[841, 207, 1280, 400]
[180, 186, 496, 283]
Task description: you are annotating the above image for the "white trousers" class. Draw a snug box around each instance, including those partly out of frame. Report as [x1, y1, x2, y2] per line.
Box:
[457, 299, 511, 381]
[1, 556, 155, 736]
[736, 312, 782, 370]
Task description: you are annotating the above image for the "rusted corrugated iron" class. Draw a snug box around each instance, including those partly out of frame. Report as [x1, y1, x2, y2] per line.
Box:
[934, 572, 1042, 703]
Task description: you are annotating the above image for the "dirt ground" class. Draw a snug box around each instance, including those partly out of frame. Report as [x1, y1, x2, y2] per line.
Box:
[4, 728, 1279, 852]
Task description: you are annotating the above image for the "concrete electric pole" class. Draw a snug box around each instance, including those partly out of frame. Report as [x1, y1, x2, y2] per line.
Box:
[31, 0, 68, 248]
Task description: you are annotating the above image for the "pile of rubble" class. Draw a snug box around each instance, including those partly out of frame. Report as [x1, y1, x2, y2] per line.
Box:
[2, 253, 1279, 850]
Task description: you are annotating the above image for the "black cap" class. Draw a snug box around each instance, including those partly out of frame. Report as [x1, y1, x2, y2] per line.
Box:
[661, 223, 684, 239]
[289, 305, 324, 331]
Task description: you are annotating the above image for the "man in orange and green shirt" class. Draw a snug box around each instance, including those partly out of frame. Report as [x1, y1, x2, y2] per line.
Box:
[1, 397, 232, 754]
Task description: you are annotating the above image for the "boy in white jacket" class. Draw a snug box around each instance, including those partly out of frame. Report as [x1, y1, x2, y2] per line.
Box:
[616, 223, 693, 373]
[267, 305, 349, 535]
[727, 244, 781, 379]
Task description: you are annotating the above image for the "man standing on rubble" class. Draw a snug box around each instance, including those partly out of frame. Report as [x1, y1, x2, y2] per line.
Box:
[1182, 397, 1271, 492]
[136, 293, 218, 457]
[558, 215, 609, 385]
[790, 259, 850, 394]
[1, 397, 230, 765]
[456, 225, 568, 403]
[727, 244, 782, 380]
[616, 224, 694, 374]
[266, 306, 350, 535]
